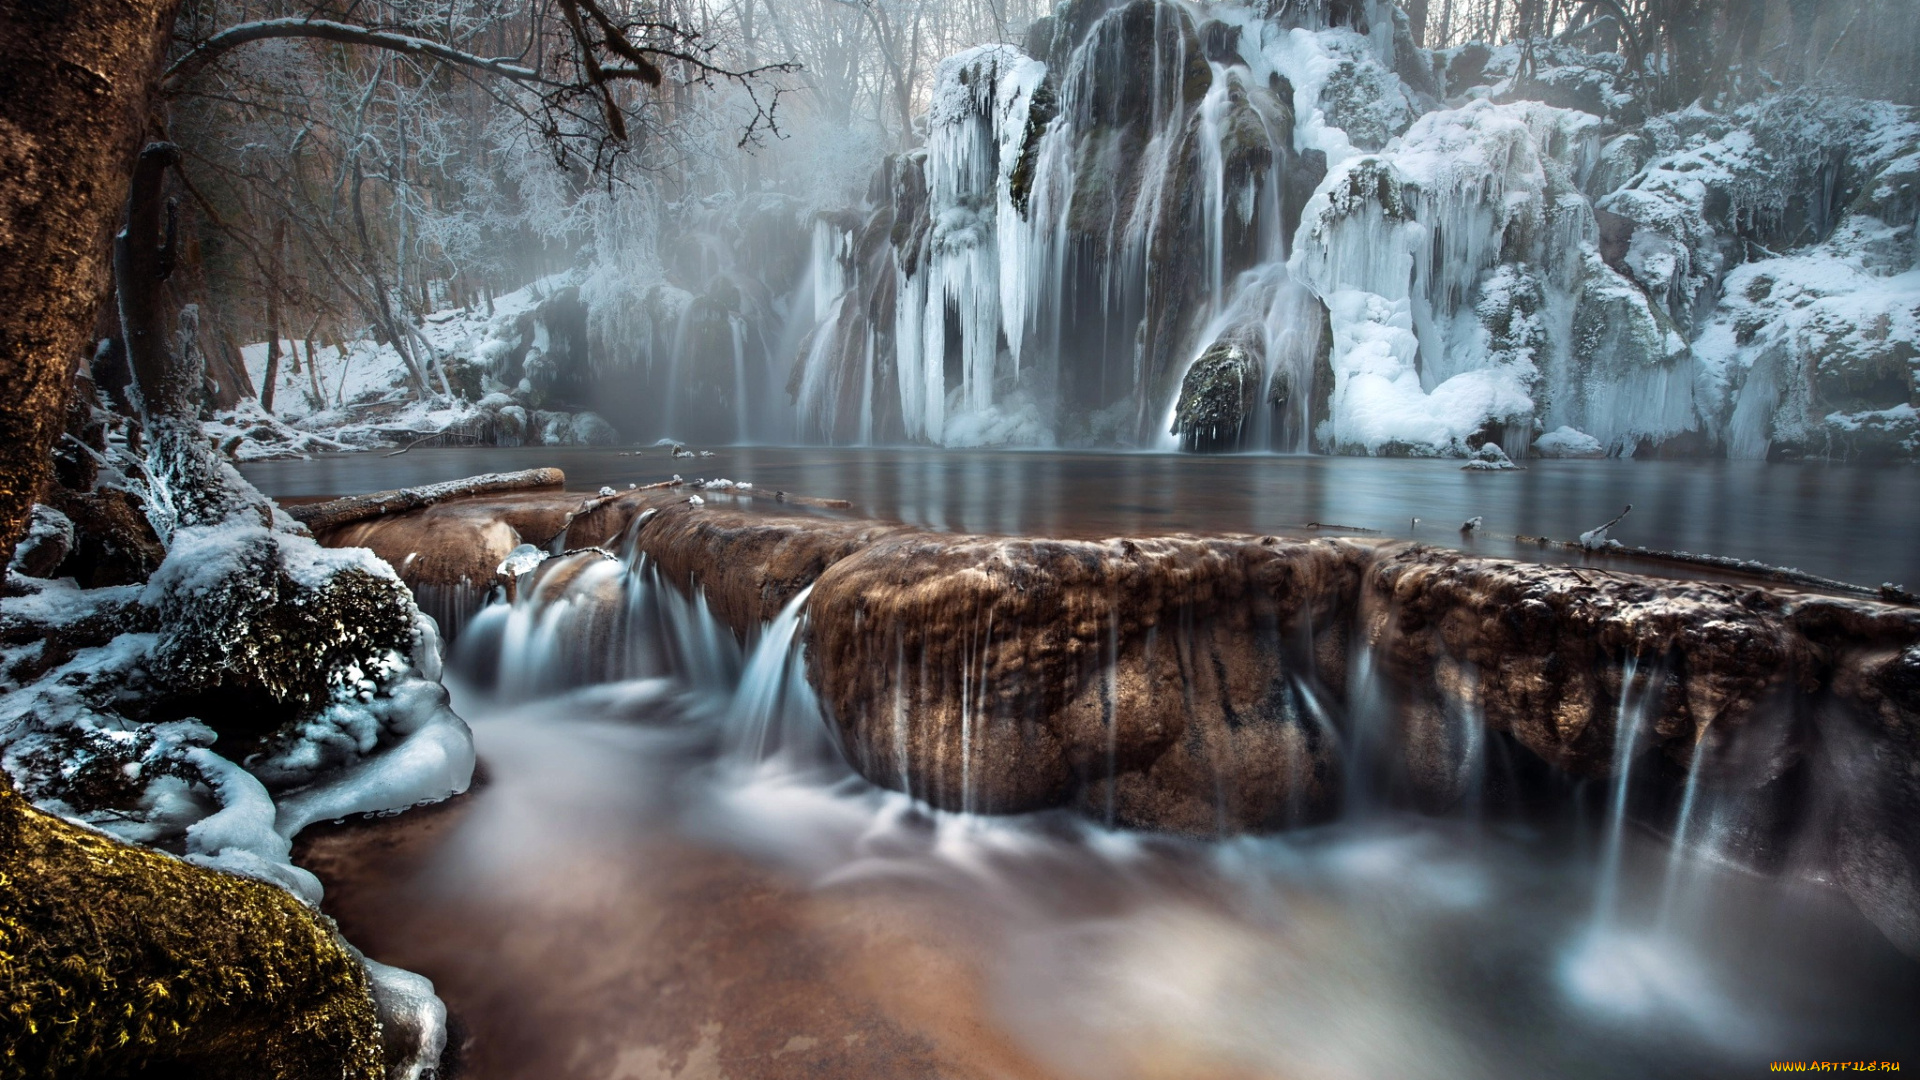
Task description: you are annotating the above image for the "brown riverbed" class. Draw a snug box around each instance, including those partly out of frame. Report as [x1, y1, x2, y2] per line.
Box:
[295, 729, 1077, 1080]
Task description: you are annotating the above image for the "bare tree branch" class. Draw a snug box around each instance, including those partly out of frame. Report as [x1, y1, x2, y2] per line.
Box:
[164, 17, 554, 93]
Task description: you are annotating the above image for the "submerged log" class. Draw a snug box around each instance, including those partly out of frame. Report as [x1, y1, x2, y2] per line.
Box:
[288, 467, 567, 533]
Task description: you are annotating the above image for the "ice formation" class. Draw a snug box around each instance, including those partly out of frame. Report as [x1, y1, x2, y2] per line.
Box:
[774, 0, 1917, 460]
[202, 2, 1917, 461]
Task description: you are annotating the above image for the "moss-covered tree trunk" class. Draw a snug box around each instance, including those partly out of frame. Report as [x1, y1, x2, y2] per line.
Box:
[0, 0, 185, 569]
[0, 774, 385, 1080]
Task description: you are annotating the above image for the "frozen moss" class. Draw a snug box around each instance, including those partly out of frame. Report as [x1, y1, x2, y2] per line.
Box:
[142, 526, 416, 711]
[0, 775, 383, 1080]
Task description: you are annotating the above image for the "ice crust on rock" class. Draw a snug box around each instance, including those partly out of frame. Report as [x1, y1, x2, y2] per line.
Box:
[1533, 426, 1607, 458]
[360, 954, 449, 1080]
[2, 439, 472, 1077]
[1292, 99, 1643, 456]
[498, 542, 549, 579]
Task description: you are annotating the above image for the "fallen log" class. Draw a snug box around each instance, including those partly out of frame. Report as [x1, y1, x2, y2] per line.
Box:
[286, 468, 567, 533]
[1514, 533, 1916, 604]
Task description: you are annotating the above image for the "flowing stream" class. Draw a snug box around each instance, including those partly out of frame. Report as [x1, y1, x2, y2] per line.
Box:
[262, 451, 1920, 1079]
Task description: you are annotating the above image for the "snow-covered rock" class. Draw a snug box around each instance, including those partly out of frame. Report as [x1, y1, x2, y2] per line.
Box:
[1461, 442, 1519, 470]
[1533, 425, 1607, 458]
[10, 504, 75, 578]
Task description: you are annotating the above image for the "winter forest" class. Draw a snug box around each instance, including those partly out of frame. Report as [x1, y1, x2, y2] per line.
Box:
[3, 0, 1920, 1077]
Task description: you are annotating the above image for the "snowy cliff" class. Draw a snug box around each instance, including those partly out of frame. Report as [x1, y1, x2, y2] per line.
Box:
[786, 0, 1918, 460]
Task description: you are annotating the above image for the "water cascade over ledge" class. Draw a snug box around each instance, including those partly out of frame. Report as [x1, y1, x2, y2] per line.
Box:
[324, 483, 1920, 968]
[584, 0, 1918, 463]
[307, 478, 1920, 1074]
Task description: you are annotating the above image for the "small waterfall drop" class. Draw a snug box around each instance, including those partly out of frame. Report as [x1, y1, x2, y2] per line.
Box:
[1591, 654, 1649, 929]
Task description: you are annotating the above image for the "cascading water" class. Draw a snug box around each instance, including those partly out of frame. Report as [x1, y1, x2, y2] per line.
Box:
[1658, 723, 1715, 926]
[775, 0, 1719, 457]
[423, 533, 1918, 1076]
[1590, 654, 1649, 929]
[382, 472, 1912, 1076]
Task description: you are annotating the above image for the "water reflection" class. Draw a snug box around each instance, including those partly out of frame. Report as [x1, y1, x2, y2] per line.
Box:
[245, 447, 1920, 590]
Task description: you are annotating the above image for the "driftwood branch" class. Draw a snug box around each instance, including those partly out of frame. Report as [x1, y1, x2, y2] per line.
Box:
[1514, 534, 1915, 604]
[288, 468, 567, 533]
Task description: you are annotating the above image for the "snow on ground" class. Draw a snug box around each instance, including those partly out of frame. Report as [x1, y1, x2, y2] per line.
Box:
[210, 276, 590, 459]
[1, 488, 472, 1073]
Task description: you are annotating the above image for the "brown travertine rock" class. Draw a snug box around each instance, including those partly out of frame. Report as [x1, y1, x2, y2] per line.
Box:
[1362, 546, 1810, 780]
[319, 481, 865, 635]
[322, 489, 591, 635]
[582, 497, 911, 633]
[312, 486, 1920, 951]
[804, 533, 1371, 831]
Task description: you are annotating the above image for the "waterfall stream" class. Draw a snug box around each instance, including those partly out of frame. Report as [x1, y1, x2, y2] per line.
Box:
[405, 526, 1920, 1078]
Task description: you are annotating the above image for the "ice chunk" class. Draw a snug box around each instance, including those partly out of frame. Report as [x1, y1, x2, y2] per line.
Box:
[497, 543, 549, 579]
[272, 691, 475, 838]
[361, 954, 448, 1080]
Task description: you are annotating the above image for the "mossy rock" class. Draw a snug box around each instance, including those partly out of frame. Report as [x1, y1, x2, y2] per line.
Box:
[0, 777, 383, 1079]
[145, 529, 416, 715]
[1007, 78, 1058, 218]
[1173, 339, 1261, 451]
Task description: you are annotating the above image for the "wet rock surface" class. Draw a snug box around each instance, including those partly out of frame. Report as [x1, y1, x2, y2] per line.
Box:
[1171, 339, 1264, 452]
[0, 775, 383, 1080]
[323, 484, 1920, 948]
[807, 532, 1367, 831]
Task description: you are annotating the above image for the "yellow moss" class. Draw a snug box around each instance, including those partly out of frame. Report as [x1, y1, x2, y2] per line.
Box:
[0, 778, 383, 1079]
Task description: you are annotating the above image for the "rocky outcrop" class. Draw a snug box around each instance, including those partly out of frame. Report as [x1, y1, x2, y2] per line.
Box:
[329, 484, 1920, 950]
[1172, 338, 1263, 451]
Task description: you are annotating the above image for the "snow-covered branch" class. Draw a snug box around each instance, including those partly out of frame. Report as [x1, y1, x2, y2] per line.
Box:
[163, 18, 553, 94]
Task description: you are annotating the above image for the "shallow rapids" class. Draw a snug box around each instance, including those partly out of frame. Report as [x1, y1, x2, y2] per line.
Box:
[292, 528, 1920, 1080]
